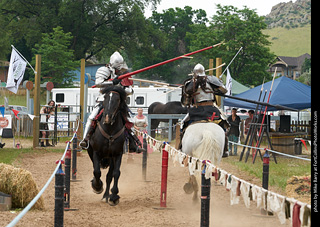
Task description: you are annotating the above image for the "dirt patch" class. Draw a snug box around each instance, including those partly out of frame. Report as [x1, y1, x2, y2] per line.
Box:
[286, 176, 311, 204]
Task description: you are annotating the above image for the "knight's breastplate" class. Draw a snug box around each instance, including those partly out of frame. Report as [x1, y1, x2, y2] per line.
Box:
[195, 82, 214, 103]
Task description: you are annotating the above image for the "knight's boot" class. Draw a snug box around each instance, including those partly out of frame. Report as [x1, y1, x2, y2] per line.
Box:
[79, 119, 96, 150]
[178, 115, 190, 150]
[222, 135, 229, 158]
[127, 130, 145, 153]
[178, 128, 185, 150]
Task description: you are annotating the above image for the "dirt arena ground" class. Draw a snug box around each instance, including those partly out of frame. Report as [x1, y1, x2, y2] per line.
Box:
[1, 147, 292, 227]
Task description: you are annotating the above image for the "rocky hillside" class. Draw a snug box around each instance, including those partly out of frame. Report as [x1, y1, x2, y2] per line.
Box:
[264, 0, 311, 29]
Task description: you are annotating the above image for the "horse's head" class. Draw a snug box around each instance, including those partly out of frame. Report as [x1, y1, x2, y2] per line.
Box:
[101, 86, 128, 125]
[103, 91, 121, 125]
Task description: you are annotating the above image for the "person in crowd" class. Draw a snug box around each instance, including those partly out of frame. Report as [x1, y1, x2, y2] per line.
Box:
[39, 100, 55, 147]
[244, 110, 255, 135]
[227, 108, 241, 155]
[133, 108, 148, 132]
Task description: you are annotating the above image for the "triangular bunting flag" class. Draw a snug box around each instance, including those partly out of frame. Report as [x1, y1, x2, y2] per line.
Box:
[0, 107, 4, 117]
[28, 114, 35, 120]
[12, 109, 20, 119]
[300, 139, 308, 151]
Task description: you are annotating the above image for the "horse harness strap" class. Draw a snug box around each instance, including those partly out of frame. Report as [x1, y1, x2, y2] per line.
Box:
[195, 101, 214, 107]
[97, 122, 125, 145]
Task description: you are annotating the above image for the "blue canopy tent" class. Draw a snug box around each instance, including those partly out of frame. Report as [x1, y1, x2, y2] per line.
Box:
[223, 76, 311, 111]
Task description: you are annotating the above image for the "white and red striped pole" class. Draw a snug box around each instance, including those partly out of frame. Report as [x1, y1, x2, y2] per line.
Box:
[252, 68, 277, 161]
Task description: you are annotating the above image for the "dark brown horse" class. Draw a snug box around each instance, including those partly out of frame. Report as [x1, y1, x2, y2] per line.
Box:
[148, 101, 188, 137]
[87, 86, 128, 206]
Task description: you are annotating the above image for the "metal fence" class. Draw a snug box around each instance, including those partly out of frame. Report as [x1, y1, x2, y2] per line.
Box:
[39, 105, 80, 146]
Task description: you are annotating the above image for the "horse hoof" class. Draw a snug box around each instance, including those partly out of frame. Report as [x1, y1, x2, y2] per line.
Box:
[93, 186, 104, 194]
[108, 198, 120, 206]
[183, 182, 194, 194]
[91, 180, 104, 194]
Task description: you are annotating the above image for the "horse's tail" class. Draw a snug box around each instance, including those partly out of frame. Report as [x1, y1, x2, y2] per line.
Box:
[192, 130, 224, 166]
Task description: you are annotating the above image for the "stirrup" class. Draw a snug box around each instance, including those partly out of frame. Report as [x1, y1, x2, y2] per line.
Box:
[79, 139, 90, 150]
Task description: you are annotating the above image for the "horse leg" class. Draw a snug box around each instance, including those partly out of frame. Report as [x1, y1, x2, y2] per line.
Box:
[87, 146, 94, 163]
[108, 154, 122, 206]
[150, 120, 159, 138]
[91, 152, 104, 194]
[191, 175, 199, 202]
[102, 159, 114, 201]
[183, 175, 194, 194]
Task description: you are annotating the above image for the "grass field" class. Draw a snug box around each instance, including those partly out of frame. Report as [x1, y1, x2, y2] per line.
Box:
[263, 24, 311, 57]
[0, 147, 65, 164]
[0, 88, 48, 107]
[223, 154, 311, 192]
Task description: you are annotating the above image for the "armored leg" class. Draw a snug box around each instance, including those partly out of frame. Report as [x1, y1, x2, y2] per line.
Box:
[219, 119, 230, 158]
[79, 104, 101, 149]
[126, 129, 145, 153]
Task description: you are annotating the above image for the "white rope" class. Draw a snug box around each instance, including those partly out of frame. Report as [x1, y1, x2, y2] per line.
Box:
[228, 141, 311, 161]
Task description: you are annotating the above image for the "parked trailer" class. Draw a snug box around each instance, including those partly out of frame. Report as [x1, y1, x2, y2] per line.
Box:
[51, 86, 182, 114]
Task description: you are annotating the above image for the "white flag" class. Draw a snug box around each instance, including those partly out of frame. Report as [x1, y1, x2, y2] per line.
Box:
[226, 68, 232, 96]
[6, 48, 27, 94]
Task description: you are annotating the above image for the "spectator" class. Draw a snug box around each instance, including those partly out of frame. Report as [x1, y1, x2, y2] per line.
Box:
[39, 100, 55, 147]
[133, 108, 148, 132]
[227, 108, 241, 156]
[244, 110, 255, 135]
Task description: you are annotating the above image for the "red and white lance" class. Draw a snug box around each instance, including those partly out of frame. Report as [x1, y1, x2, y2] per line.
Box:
[117, 43, 223, 81]
[252, 68, 277, 161]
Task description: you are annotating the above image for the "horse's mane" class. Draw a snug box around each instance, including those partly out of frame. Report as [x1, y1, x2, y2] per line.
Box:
[100, 85, 129, 117]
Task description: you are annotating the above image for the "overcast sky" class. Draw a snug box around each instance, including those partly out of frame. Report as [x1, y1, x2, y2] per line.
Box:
[145, 0, 294, 18]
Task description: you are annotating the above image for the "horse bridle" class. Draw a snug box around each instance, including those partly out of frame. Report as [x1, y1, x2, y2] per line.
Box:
[98, 90, 125, 146]
[104, 90, 121, 125]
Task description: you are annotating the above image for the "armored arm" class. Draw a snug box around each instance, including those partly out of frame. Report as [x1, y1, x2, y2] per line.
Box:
[207, 76, 227, 94]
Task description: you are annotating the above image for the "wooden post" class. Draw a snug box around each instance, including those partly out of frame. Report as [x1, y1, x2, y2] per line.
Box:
[79, 59, 85, 137]
[33, 55, 41, 148]
[208, 59, 214, 76]
[216, 57, 222, 107]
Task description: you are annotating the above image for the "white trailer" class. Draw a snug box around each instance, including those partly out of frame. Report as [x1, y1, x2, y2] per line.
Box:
[51, 86, 182, 114]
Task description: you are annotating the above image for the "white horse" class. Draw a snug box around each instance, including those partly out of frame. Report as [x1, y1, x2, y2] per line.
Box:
[181, 122, 225, 200]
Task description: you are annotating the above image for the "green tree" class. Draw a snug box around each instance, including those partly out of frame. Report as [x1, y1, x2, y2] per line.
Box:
[145, 6, 208, 83]
[0, 0, 160, 61]
[301, 57, 311, 73]
[188, 5, 275, 86]
[32, 26, 78, 87]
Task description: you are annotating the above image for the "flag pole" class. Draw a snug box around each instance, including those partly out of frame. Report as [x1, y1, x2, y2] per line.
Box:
[11, 45, 37, 74]
[219, 47, 243, 78]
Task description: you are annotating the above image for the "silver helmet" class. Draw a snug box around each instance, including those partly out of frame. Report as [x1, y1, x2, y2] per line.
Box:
[109, 51, 128, 72]
[193, 63, 206, 76]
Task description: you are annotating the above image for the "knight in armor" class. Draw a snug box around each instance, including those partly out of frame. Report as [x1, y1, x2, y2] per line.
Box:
[79, 51, 145, 153]
[180, 63, 230, 157]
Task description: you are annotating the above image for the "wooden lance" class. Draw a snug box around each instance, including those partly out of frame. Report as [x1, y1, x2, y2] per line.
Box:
[117, 43, 223, 80]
